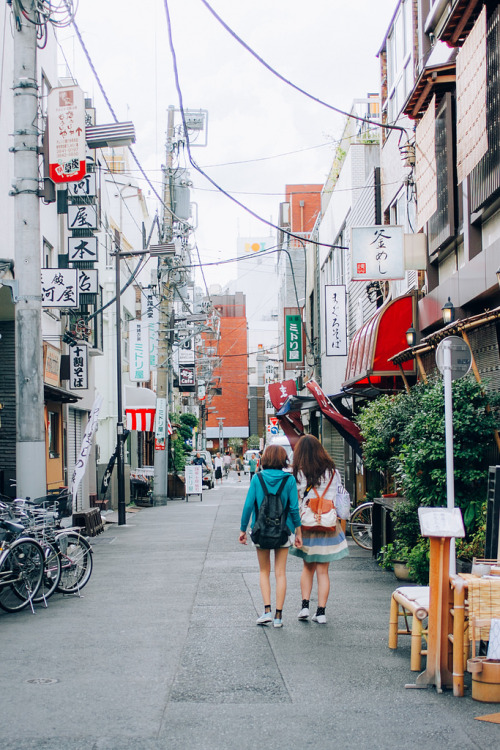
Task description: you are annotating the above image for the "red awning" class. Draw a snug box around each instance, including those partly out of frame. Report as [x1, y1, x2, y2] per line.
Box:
[343, 293, 416, 389]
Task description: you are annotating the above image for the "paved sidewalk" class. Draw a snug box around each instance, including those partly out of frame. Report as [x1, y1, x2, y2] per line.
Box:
[1, 478, 499, 749]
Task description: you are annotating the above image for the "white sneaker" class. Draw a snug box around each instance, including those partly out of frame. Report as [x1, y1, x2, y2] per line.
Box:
[256, 612, 272, 625]
[298, 607, 310, 620]
[312, 613, 327, 624]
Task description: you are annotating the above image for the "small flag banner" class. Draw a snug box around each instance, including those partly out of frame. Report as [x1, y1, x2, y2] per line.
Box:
[125, 408, 156, 432]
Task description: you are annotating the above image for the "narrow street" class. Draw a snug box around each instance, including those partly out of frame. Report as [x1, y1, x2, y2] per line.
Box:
[0, 475, 499, 750]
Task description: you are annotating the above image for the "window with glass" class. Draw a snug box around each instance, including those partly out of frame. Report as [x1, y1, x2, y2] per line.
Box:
[48, 411, 60, 459]
[43, 238, 54, 269]
[386, 0, 414, 123]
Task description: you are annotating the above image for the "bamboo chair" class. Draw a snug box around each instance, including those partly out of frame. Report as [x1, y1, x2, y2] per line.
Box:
[389, 586, 429, 671]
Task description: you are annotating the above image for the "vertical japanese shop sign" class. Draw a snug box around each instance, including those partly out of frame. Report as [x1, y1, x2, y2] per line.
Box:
[141, 290, 159, 369]
[155, 397, 167, 450]
[351, 226, 404, 280]
[324, 285, 347, 357]
[284, 308, 304, 370]
[129, 321, 150, 382]
[70, 344, 88, 390]
[47, 85, 86, 183]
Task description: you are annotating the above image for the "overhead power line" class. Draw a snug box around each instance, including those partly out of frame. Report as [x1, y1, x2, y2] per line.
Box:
[162, 0, 347, 252]
[198, 0, 409, 139]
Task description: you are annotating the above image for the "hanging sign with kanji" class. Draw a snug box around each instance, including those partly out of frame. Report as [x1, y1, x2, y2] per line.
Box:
[284, 308, 304, 370]
[77, 268, 98, 296]
[325, 285, 347, 356]
[68, 236, 98, 262]
[70, 344, 88, 390]
[141, 290, 159, 368]
[67, 204, 98, 231]
[67, 172, 97, 198]
[351, 226, 404, 280]
[129, 321, 150, 382]
[41, 269, 78, 308]
[48, 85, 86, 183]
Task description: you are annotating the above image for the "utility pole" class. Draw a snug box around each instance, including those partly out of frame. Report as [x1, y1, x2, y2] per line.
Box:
[153, 106, 175, 505]
[217, 417, 225, 453]
[13, 2, 47, 498]
[114, 229, 126, 525]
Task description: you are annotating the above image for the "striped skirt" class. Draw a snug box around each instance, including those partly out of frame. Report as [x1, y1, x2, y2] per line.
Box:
[289, 523, 349, 563]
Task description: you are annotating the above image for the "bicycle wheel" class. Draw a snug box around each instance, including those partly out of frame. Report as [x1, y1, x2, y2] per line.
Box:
[0, 538, 44, 612]
[33, 541, 62, 603]
[349, 503, 373, 550]
[55, 532, 93, 594]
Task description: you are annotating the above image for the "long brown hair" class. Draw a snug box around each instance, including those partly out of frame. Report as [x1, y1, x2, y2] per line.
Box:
[292, 434, 335, 487]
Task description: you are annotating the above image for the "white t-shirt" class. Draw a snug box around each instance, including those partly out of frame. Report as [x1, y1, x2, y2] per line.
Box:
[214, 456, 224, 470]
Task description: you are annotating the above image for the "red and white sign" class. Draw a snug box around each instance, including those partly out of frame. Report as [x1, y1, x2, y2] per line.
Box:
[269, 417, 279, 427]
[48, 85, 86, 183]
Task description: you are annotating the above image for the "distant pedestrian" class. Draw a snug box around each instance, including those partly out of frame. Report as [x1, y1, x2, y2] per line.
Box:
[214, 452, 224, 486]
[289, 434, 348, 624]
[248, 455, 257, 481]
[223, 452, 231, 477]
[192, 452, 206, 467]
[239, 444, 302, 628]
[235, 455, 243, 482]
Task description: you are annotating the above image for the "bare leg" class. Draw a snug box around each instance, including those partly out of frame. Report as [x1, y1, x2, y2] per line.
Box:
[256, 548, 271, 608]
[316, 562, 330, 607]
[274, 547, 289, 610]
[301, 561, 316, 601]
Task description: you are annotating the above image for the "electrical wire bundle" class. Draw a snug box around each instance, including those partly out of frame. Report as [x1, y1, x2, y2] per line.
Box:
[10, 0, 78, 46]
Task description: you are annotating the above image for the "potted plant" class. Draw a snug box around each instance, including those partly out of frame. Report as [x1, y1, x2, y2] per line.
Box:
[379, 541, 413, 580]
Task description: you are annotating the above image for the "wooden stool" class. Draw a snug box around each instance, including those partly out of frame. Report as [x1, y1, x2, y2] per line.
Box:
[389, 586, 429, 671]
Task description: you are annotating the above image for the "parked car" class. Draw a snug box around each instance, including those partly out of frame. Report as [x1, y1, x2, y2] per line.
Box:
[189, 450, 215, 489]
[243, 450, 260, 475]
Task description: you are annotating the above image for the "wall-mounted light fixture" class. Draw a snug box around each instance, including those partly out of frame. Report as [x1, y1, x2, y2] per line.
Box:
[441, 297, 455, 325]
[406, 325, 417, 347]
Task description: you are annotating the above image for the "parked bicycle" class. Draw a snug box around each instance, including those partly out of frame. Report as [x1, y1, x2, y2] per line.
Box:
[0, 517, 44, 613]
[13, 493, 93, 600]
[348, 501, 373, 550]
[0, 491, 93, 610]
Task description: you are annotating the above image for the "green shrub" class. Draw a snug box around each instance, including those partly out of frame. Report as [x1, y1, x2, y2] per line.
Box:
[358, 376, 499, 581]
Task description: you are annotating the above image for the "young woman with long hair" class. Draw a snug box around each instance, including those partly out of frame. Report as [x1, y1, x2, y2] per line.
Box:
[239, 444, 302, 628]
[289, 434, 348, 624]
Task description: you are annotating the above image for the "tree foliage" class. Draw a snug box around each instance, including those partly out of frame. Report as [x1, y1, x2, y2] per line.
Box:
[248, 434, 261, 450]
[170, 413, 199, 471]
[357, 377, 500, 570]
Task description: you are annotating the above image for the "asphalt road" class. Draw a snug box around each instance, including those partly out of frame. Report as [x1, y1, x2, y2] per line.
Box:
[1, 474, 499, 749]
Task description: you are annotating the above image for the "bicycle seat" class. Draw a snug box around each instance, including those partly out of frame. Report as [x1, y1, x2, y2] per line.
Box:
[0, 518, 25, 535]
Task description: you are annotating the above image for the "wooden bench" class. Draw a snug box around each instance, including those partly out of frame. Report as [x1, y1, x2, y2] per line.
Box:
[389, 586, 429, 671]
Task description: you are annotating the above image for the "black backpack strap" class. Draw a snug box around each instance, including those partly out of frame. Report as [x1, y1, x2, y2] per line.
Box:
[277, 475, 291, 512]
[254, 473, 267, 519]
[256, 473, 290, 512]
[256, 473, 267, 494]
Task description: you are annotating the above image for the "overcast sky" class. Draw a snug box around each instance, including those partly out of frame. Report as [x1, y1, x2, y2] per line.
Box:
[59, 0, 398, 288]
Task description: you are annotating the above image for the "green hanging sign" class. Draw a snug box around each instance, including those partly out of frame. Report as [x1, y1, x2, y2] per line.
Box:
[284, 312, 303, 368]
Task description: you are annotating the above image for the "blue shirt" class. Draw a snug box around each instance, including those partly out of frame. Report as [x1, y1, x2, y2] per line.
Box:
[240, 469, 301, 534]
